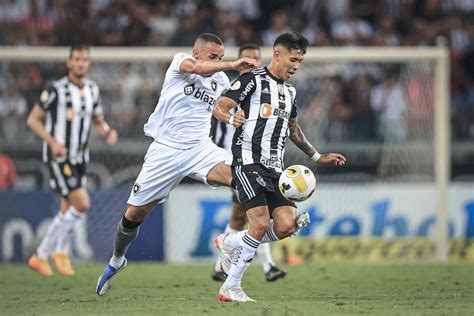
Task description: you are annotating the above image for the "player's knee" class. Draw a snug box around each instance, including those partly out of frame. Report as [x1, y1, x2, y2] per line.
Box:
[74, 201, 90, 212]
[274, 217, 297, 237]
[124, 205, 150, 222]
[252, 219, 269, 236]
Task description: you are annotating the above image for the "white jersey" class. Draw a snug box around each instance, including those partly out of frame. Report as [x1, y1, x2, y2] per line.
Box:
[144, 53, 231, 149]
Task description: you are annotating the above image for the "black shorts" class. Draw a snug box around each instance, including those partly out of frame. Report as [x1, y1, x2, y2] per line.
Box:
[231, 189, 240, 204]
[232, 164, 296, 214]
[47, 160, 86, 197]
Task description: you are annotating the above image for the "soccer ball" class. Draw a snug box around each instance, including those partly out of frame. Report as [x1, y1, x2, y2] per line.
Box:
[279, 165, 316, 202]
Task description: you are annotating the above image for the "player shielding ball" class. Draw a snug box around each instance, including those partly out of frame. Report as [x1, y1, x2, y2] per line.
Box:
[212, 33, 346, 302]
[211, 43, 287, 283]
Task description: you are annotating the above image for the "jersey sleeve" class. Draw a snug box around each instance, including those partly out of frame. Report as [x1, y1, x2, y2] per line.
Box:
[92, 84, 104, 117]
[38, 85, 58, 111]
[222, 72, 257, 104]
[290, 96, 298, 118]
[170, 52, 195, 73]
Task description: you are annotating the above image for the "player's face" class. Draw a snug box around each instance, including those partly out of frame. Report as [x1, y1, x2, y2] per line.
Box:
[274, 46, 304, 81]
[239, 48, 262, 67]
[195, 41, 225, 62]
[67, 49, 91, 78]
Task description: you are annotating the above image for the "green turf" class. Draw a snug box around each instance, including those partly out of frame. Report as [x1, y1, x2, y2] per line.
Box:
[0, 262, 472, 315]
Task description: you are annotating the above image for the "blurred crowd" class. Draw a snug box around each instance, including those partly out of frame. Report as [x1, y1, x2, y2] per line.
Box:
[0, 0, 474, 143]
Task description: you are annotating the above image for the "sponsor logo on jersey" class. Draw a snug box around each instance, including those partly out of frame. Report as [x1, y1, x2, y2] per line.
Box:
[238, 80, 255, 101]
[183, 83, 217, 108]
[260, 158, 282, 169]
[67, 108, 76, 121]
[259, 103, 272, 118]
[273, 108, 290, 120]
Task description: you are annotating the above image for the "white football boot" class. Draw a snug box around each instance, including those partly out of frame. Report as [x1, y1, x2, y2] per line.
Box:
[214, 233, 235, 273]
[218, 284, 256, 302]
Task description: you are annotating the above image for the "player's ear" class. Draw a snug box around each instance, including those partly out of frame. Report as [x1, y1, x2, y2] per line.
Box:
[273, 49, 280, 60]
[192, 48, 199, 59]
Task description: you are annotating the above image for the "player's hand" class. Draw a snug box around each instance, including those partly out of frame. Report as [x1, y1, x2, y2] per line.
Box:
[106, 129, 118, 145]
[50, 140, 68, 159]
[318, 153, 346, 166]
[231, 57, 258, 72]
[233, 110, 245, 128]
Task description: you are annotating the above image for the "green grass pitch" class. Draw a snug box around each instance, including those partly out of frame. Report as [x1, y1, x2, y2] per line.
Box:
[1, 262, 472, 315]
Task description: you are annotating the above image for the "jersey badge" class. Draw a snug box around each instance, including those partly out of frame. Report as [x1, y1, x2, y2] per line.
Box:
[211, 80, 218, 92]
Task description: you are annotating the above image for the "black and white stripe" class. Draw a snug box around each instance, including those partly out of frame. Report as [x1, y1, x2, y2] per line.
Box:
[226, 68, 297, 173]
[40, 76, 103, 164]
[234, 165, 255, 200]
[242, 232, 260, 249]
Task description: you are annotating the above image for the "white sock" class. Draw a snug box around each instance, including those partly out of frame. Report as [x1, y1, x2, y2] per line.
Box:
[109, 255, 124, 269]
[224, 230, 247, 248]
[37, 212, 64, 259]
[214, 225, 240, 272]
[258, 243, 276, 273]
[55, 207, 84, 254]
[224, 232, 260, 288]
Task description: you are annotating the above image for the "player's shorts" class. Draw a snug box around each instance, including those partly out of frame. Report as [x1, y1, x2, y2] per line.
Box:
[231, 188, 240, 204]
[232, 164, 296, 214]
[128, 139, 232, 206]
[47, 160, 86, 197]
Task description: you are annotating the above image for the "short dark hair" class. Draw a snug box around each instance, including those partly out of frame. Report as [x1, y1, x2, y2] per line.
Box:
[69, 45, 90, 58]
[238, 43, 260, 57]
[273, 33, 309, 54]
[196, 33, 223, 46]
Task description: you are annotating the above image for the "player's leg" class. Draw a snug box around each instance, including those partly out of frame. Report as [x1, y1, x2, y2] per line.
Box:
[215, 164, 275, 302]
[212, 199, 244, 281]
[97, 141, 182, 295]
[218, 202, 269, 302]
[28, 197, 69, 276]
[51, 187, 90, 275]
[29, 161, 76, 276]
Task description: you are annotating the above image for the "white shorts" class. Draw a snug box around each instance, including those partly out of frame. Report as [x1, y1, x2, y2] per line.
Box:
[127, 139, 232, 206]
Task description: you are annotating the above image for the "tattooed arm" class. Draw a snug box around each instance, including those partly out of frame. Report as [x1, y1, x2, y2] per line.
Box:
[288, 118, 347, 166]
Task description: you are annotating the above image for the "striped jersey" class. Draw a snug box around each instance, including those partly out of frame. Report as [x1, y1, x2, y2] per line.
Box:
[222, 67, 298, 173]
[210, 70, 239, 151]
[38, 76, 103, 163]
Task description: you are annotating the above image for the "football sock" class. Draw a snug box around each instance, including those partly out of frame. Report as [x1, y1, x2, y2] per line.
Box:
[258, 243, 275, 273]
[224, 230, 247, 248]
[261, 221, 280, 243]
[55, 207, 83, 253]
[214, 224, 240, 271]
[224, 232, 260, 288]
[110, 216, 141, 269]
[37, 211, 64, 259]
